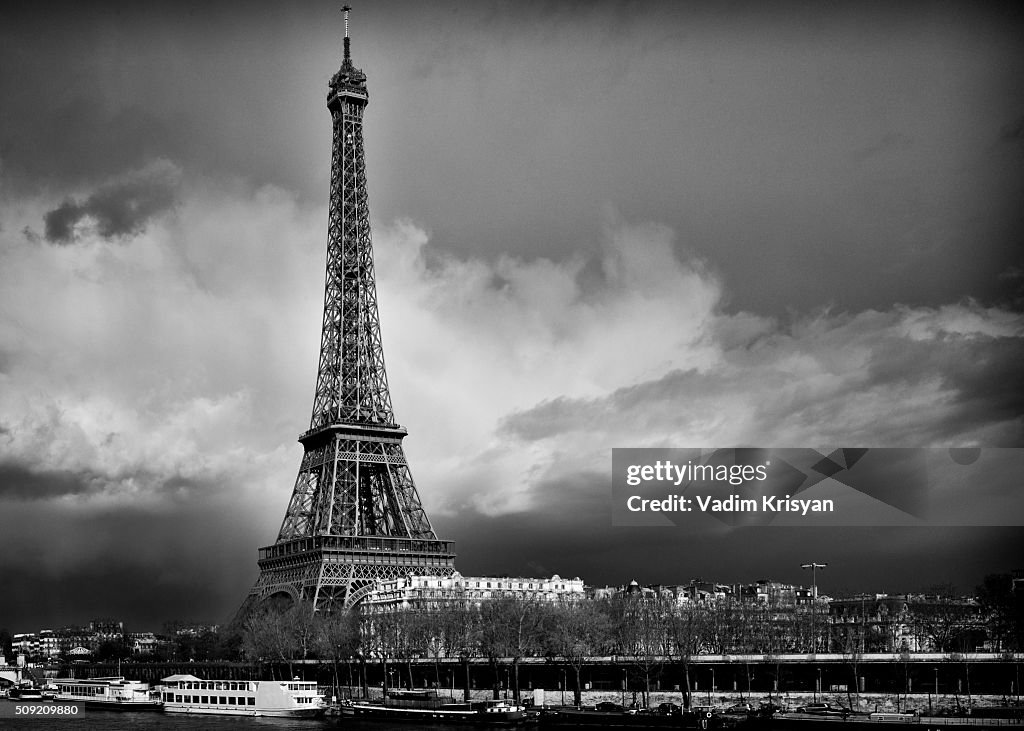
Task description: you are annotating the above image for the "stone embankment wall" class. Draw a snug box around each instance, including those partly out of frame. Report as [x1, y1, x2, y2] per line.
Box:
[333, 686, 1020, 713]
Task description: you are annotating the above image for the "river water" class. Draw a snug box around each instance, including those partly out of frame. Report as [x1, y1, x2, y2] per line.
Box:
[0, 707, 460, 731]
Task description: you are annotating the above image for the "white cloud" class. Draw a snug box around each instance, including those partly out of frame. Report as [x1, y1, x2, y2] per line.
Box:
[0, 176, 319, 520]
[373, 221, 1021, 517]
[2, 179, 1021, 532]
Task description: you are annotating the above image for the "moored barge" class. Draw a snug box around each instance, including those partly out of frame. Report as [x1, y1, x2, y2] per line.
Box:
[341, 689, 528, 725]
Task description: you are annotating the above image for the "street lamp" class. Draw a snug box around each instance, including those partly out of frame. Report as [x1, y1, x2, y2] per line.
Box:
[801, 562, 828, 598]
[802, 563, 827, 653]
[357, 650, 367, 699]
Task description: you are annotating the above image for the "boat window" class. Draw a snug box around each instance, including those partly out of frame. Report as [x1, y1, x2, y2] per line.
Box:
[248, 697, 256, 705]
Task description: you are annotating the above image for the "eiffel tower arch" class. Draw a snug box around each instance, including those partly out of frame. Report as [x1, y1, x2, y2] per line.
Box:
[238, 8, 455, 618]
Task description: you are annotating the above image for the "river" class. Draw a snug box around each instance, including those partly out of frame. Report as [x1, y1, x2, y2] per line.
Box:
[0, 707, 462, 731]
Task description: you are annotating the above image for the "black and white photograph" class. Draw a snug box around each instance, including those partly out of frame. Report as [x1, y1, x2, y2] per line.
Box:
[1, 1, 1022, 727]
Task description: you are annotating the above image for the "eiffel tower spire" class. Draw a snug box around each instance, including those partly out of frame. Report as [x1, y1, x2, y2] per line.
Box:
[239, 7, 455, 615]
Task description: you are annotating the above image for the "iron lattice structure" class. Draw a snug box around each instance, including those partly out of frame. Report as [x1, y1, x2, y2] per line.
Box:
[239, 12, 455, 616]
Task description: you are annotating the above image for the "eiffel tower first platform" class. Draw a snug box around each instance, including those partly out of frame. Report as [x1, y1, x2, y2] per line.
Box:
[238, 8, 455, 616]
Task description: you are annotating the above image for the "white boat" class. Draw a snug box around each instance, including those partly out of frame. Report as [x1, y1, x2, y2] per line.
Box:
[158, 674, 325, 718]
[52, 676, 162, 711]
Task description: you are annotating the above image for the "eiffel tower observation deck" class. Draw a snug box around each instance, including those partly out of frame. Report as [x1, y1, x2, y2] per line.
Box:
[239, 7, 455, 615]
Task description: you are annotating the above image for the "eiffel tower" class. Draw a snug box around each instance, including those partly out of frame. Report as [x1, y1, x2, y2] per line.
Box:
[239, 7, 455, 615]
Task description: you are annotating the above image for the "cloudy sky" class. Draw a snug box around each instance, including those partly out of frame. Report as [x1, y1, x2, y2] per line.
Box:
[1, 1, 1022, 632]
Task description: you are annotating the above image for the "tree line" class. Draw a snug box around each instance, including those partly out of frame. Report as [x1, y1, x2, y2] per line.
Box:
[235, 575, 1022, 709]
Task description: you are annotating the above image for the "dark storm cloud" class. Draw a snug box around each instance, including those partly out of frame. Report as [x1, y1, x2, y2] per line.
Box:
[0, 97, 190, 193]
[0, 564, 226, 633]
[865, 330, 1024, 444]
[0, 461, 212, 501]
[43, 161, 180, 244]
[496, 368, 731, 443]
[441, 426, 1024, 591]
[435, 504, 1024, 596]
[0, 523, 270, 631]
[0, 486, 269, 629]
[498, 306, 1024, 448]
[0, 462, 97, 500]
[43, 201, 86, 244]
[0, 3, 330, 199]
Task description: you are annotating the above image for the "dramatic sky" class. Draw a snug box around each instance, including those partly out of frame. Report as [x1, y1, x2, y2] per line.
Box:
[1, 1, 1023, 632]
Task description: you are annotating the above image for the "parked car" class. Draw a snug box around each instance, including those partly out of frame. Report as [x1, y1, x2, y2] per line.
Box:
[797, 703, 847, 716]
[724, 703, 753, 715]
[658, 702, 683, 716]
[595, 701, 625, 713]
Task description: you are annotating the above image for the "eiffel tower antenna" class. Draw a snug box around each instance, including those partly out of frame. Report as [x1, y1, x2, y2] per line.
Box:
[342, 5, 351, 61]
[238, 6, 455, 617]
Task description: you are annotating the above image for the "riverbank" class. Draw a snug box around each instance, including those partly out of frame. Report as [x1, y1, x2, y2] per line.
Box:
[329, 685, 1020, 715]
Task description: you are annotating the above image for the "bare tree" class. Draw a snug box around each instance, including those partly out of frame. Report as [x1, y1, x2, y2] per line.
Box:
[976, 574, 1023, 652]
[666, 601, 709, 709]
[546, 597, 613, 707]
[439, 599, 481, 701]
[835, 622, 865, 711]
[312, 609, 360, 700]
[241, 598, 316, 680]
[478, 596, 547, 702]
[612, 592, 671, 709]
[908, 593, 980, 652]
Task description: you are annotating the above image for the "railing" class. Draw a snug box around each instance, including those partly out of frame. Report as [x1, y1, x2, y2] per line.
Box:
[259, 535, 454, 561]
[918, 719, 1024, 727]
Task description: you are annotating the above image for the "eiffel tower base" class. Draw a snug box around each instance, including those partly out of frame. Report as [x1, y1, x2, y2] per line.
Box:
[237, 535, 456, 619]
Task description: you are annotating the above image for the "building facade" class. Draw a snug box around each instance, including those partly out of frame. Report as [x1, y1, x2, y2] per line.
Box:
[361, 572, 585, 612]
